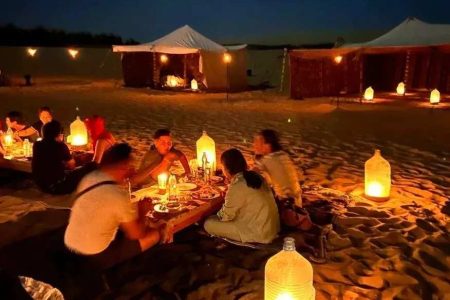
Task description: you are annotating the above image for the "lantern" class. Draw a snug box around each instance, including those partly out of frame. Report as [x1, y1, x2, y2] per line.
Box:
[334, 55, 343, 64]
[27, 48, 37, 57]
[364, 87, 374, 101]
[365, 149, 391, 200]
[196, 131, 216, 171]
[158, 173, 168, 191]
[396, 82, 405, 95]
[68, 49, 79, 59]
[223, 53, 232, 64]
[160, 54, 168, 64]
[430, 89, 440, 105]
[191, 79, 198, 91]
[265, 237, 315, 300]
[67, 116, 88, 146]
[3, 127, 14, 147]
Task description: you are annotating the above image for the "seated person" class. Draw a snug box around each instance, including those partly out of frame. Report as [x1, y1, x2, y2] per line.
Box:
[6, 111, 39, 142]
[32, 120, 96, 194]
[253, 129, 303, 207]
[64, 143, 160, 267]
[32, 106, 53, 138]
[85, 115, 116, 164]
[131, 129, 190, 186]
[204, 148, 280, 244]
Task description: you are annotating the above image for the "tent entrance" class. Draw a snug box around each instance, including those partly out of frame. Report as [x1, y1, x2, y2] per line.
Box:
[158, 53, 201, 89]
[363, 53, 405, 92]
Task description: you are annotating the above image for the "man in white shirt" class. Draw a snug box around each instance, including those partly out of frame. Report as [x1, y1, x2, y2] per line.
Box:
[253, 129, 303, 207]
[64, 143, 160, 266]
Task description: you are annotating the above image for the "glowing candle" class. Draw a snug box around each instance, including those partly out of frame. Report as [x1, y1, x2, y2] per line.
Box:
[158, 173, 168, 190]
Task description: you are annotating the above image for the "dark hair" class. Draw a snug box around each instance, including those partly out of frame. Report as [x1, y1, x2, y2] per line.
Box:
[221, 148, 263, 189]
[6, 111, 23, 124]
[153, 129, 171, 139]
[42, 120, 63, 140]
[100, 143, 132, 167]
[38, 106, 51, 114]
[259, 129, 282, 152]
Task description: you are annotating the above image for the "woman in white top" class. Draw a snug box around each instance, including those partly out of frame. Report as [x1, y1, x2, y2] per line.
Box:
[204, 148, 280, 244]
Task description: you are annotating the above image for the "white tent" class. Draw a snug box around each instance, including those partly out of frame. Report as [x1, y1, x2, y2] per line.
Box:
[113, 25, 226, 54]
[343, 17, 450, 48]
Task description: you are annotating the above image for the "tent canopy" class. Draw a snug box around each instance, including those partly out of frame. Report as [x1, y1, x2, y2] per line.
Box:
[113, 25, 227, 54]
[343, 17, 450, 48]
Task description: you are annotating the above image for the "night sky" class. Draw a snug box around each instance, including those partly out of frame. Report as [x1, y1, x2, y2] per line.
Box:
[2, 0, 450, 44]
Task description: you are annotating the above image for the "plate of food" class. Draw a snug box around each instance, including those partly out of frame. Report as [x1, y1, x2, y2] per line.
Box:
[177, 182, 197, 191]
[153, 204, 170, 213]
[191, 189, 221, 200]
[211, 176, 224, 183]
[131, 186, 165, 202]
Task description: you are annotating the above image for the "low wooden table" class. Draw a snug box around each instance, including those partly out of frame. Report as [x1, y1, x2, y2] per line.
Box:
[136, 180, 225, 243]
[0, 157, 32, 173]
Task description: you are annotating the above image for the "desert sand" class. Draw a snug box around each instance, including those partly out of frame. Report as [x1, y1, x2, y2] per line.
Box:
[0, 79, 449, 299]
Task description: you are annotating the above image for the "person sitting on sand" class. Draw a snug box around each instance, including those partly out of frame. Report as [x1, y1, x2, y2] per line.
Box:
[31, 106, 53, 138]
[131, 129, 190, 186]
[32, 120, 96, 194]
[85, 115, 116, 164]
[253, 129, 303, 207]
[204, 148, 280, 244]
[64, 143, 160, 265]
[5, 111, 39, 142]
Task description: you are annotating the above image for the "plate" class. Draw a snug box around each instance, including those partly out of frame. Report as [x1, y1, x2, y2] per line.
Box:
[131, 186, 165, 202]
[211, 176, 224, 183]
[154, 204, 170, 213]
[191, 190, 220, 200]
[177, 183, 197, 191]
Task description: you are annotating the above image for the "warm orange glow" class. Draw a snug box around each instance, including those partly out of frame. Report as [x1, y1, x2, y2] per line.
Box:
[396, 82, 405, 95]
[265, 238, 315, 300]
[364, 86, 374, 101]
[158, 173, 168, 190]
[196, 131, 216, 171]
[365, 149, 391, 199]
[68, 49, 79, 59]
[430, 89, 440, 105]
[160, 54, 168, 63]
[191, 79, 198, 90]
[334, 55, 343, 64]
[68, 116, 88, 146]
[3, 129, 14, 147]
[223, 53, 232, 64]
[27, 48, 37, 57]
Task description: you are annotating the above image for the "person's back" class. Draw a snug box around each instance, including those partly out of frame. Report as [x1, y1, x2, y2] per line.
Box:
[32, 139, 71, 191]
[257, 150, 302, 206]
[223, 173, 280, 243]
[64, 169, 135, 254]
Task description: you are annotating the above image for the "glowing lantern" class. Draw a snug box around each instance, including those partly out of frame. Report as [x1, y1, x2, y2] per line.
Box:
[68, 49, 79, 59]
[191, 79, 198, 90]
[27, 48, 37, 57]
[364, 86, 374, 101]
[223, 53, 232, 64]
[158, 173, 168, 191]
[334, 55, 343, 64]
[67, 116, 88, 146]
[365, 149, 391, 200]
[265, 237, 315, 300]
[430, 89, 440, 105]
[396, 82, 405, 95]
[160, 54, 168, 64]
[196, 131, 216, 171]
[3, 127, 14, 147]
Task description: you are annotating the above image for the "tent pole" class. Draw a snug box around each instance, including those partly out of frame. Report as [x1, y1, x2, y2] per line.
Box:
[404, 50, 411, 93]
[184, 55, 187, 88]
[152, 52, 157, 88]
[279, 48, 287, 93]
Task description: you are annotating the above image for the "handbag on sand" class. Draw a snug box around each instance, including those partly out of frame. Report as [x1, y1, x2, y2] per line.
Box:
[278, 198, 313, 231]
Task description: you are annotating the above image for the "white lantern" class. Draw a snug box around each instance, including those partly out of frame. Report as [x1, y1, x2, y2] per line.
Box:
[265, 237, 315, 300]
[27, 48, 37, 57]
[68, 116, 88, 146]
[3, 127, 14, 147]
[396, 82, 405, 95]
[364, 87, 374, 101]
[191, 79, 198, 90]
[196, 131, 216, 171]
[365, 149, 391, 200]
[68, 49, 79, 59]
[158, 172, 168, 191]
[430, 89, 440, 105]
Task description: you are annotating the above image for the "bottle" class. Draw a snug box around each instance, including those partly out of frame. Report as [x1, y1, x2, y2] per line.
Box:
[265, 237, 315, 300]
[23, 139, 31, 157]
[364, 149, 391, 199]
[201, 152, 208, 171]
[168, 175, 177, 200]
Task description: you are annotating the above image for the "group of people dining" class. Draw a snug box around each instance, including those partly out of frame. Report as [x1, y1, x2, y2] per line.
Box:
[1, 109, 310, 266]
